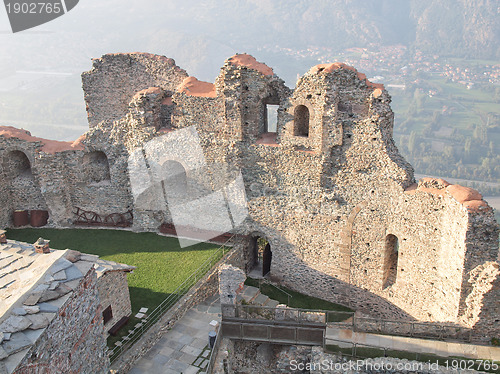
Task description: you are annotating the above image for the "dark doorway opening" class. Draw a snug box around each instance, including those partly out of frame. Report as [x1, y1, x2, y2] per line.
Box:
[262, 242, 272, 276]
[249, 236, 271, 277]
[293, 105, 310, 137]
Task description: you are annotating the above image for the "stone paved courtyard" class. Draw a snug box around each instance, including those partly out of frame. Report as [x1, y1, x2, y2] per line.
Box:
[128, 295, 221, 374]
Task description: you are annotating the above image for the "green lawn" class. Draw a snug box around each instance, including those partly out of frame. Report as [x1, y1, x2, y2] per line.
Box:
[6, 228, 225, 344]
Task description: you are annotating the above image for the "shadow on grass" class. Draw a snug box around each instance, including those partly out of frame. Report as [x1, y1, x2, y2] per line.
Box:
[107, 287, 175, 349]
[245, 277, 353, 317]
[6, 227, 220, 255]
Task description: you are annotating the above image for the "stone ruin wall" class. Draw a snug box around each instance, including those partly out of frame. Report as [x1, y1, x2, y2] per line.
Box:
[97, 271, 133, 334]
[13, 269, 109, 374]
[0, 126, 133, 227]
[0, 53, 498, 340]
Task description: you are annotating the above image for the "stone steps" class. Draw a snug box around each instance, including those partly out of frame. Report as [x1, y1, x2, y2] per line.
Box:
[240, 285, 281, 309]
[264, 299, 280, 308]
[240, 285, 260, 303]
[252, 293, 270, 306]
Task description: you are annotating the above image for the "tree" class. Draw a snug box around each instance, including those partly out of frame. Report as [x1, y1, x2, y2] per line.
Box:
[408, 131, 418, 154]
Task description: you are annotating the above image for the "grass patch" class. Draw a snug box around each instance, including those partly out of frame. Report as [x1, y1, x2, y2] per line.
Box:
[6, 228, 225, 346]
[244, 277, 353, 322]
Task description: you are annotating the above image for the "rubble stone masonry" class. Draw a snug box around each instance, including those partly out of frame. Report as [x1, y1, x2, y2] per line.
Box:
[12, 270, 109, 374]
[0, 53, 498, 341]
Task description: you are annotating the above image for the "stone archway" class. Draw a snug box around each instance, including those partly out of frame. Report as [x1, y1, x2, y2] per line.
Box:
[83, 151, 110, 184]
[293, 104, 310, 137]
[248, 235, 271, 277]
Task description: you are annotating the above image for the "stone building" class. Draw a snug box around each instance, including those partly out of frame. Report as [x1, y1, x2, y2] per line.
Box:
[0, 238, 134, 373]
[0, 53, 498, 341]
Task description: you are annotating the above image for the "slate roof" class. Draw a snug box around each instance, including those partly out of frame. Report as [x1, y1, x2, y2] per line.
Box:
[0, 240, 135, 374]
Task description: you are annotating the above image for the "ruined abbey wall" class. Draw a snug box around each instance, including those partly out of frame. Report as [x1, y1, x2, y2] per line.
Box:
[0, 53, 498, 340]
[12, 270, 109, 374]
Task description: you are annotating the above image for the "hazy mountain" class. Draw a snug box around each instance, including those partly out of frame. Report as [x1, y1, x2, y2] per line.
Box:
[0, 0, 498, 141]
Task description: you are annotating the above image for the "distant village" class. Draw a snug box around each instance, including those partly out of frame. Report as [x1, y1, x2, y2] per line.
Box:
[261, 44, 500, 88]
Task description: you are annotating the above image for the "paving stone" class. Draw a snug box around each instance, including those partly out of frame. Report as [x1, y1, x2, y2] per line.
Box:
[158, 345, 175, 357]
[191, 337, 208, 350]
[165, 339, 185, 350]
[183, 365, 199, 374]
[168, 359, 189, 372]
[181, 344, 202, 357]
[169, 350, 183, 360]
[152, 353, 169, 365]
[194, 357, 204, 367]
[178, 334, 195, 345]
[178, 352, 197, 365]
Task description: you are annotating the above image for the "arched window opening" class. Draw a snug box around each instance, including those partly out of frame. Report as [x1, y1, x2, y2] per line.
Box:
[83, 151, 110, 184]
[161, 160, 188, 199]
[293, 105, 310, 137]
[383, 234, 399, 289]
[265, 104, 279, 133]
[4, 150, 32, 179]
[160, 95, 174, 130]
[262, 95, 280, 135]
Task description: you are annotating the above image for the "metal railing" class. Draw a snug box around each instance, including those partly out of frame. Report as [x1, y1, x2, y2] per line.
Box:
[325, 337, 417, 360]
[325, 314, 473, 343]
[108, 237, 233, 363]
[206, 324, 222, 374]
[258, 277, 293, 306]
[352, 316, 473, 342]
[222, 303, 327, 326]
[221, 320, 325, 346]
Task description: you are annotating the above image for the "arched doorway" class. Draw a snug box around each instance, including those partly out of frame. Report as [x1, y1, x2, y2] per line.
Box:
[2, 149, 47, 214]
[249, 236, 272, 277]
[83, 151, 110, 183]
[293, 104, 310, 137]
[3, 150, 32, 179]
[161, 160, 187, 200]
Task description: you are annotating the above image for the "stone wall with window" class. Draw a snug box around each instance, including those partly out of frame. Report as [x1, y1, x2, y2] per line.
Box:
[0, 53, 498, 341]
[12, 270, 109, 374]
[97, 271, 133, 333]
